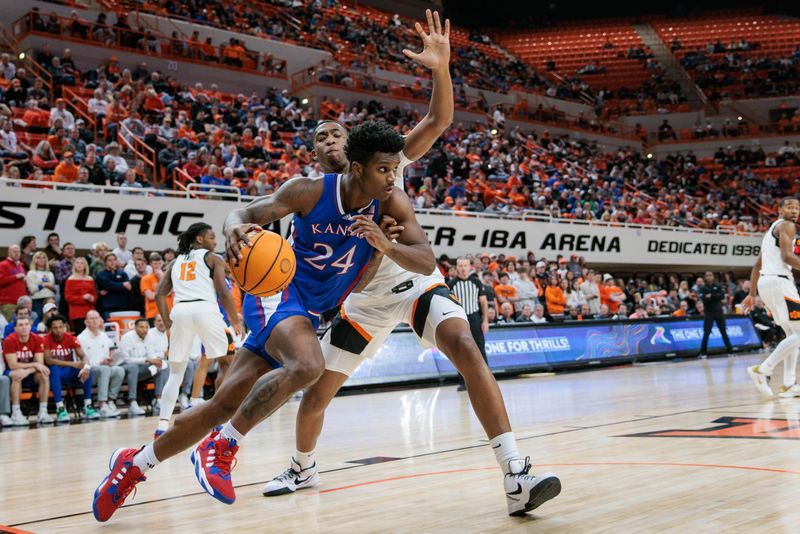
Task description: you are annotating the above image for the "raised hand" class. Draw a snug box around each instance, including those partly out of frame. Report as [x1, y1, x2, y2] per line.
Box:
[402, 9, 450, 71]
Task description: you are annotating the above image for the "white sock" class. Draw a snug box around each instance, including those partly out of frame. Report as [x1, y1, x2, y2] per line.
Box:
[12, 404, 21, 415]
[295, 449, 315, 470]
[759, 332, 800, 375]
[40, 402, 49, 413]
[190, 397, 203, 406]
[84, 399, 92, 407]
[489, 432, 524, 474]
[55, 401, 64, 410]
[784, 351, 799, 388]
[132, 442, 160, 473]
[157, 419, 169, 432]
[219, 421, 244, 443]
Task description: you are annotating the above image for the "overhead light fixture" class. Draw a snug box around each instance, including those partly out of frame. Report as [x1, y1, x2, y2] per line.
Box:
[18, 52, 25, 59]
[646, 153, 653, 159]
[301, 98, 309, 105]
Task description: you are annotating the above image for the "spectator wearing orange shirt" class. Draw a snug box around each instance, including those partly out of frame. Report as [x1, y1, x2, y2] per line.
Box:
[545, 277, 566, 315]
[600, 274, 626, 314]
[493, 272, 518, 307]
[47, 127, 68, 157]
[508, 186, 528, 208]
[672, 301, 689, 317]
[53, 151, 79, 183]
[140, 253, 173, 322]
[32, 140, 58, 172]
[143, 89, 165, 115]
[22, 100, 51, 132]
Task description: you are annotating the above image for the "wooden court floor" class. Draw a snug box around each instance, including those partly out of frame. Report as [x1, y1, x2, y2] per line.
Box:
[3, 350, 800, 533]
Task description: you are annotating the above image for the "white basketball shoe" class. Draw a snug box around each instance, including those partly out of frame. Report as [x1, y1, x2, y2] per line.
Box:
[505, 457, 561, 516]
[747, 365, 774, 397]
[263, 457, 320, 496]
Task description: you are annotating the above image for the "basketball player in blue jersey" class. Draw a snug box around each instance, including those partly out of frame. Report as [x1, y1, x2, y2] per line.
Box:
[92, 121, 438, 522]
[261, 11, 561, 517]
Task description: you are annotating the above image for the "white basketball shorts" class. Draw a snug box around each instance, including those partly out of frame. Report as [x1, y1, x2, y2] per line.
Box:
[758, 275, 800, 328]
[322, 281, 468, 376]
[169, 301, 234, 362]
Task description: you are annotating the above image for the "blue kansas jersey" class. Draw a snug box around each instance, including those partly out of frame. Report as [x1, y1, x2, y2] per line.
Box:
[290, 172, 379, 314]
[243, 173, 379, 363]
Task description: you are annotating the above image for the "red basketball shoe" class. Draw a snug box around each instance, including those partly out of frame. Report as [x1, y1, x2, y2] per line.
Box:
[191, 426, 239, 504]
[92, 447, 147, 522]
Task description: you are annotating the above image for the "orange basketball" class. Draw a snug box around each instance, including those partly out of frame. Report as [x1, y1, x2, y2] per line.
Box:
[229, 230, 296, 297]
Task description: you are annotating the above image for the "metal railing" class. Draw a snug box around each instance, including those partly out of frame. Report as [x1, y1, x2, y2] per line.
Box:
[12, 11, 288, 80]
[292, 62, 489, 113]
[117, 122, 156, 181]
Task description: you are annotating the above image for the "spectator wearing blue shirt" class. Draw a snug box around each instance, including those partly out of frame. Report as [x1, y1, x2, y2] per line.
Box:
[200, 164, 230, 193]
[447, 177, 466, 200]
[2, 303, 40, 339]
[95, 253, 131, 319]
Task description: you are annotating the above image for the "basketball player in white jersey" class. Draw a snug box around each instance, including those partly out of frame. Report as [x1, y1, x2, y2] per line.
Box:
[743, 197, 800, 397]
[263, 11, 561, 517]
[153, 222, 241, 438]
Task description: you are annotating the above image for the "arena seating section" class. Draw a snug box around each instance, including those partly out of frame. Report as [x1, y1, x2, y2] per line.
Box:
[655, 12, 800, 101]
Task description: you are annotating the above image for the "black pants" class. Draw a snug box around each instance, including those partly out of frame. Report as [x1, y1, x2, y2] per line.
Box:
[459, 312, 488, 385]
[700, 310, 733, 354]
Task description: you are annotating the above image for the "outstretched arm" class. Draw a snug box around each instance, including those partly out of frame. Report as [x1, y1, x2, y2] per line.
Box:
[224, 177, 321, 261]
[402, 10, 453, 161]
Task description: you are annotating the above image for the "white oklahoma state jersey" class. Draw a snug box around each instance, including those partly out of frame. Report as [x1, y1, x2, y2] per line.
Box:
[760, 219, 792, 277]
[171, 249, 216, 303]
[350, 150, 445, 304]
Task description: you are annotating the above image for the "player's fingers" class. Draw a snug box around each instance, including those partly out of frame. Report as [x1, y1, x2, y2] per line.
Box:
[444, 19, 450, 39]
[413, 21, 426, 39]
[426, 9, 434, 35]
[433, 11, 442, 35]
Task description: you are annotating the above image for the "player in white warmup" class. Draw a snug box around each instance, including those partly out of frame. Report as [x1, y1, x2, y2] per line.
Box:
[743, 197, 800, 397]
[262, 10, 561, 517]
[153, 222, 241, 438]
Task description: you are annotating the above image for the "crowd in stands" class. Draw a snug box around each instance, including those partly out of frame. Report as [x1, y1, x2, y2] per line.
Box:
[24, 7, 287, 76]
[17, 1, 800, 125]
[681, 41, 800, 101]
[402, 125, 791, 231]
[438, 251, 767, 327]
[80, 0, 552, 96]
[0, 232, 231, 427]
[0, 229, 779, 428]
[0, 47, 794, 232]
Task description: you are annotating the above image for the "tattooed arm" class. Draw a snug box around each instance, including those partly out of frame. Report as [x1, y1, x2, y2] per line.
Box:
[224, 177, 323, 261]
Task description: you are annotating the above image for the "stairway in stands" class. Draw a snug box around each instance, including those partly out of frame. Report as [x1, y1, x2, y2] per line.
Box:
[632, 23, 711, 113]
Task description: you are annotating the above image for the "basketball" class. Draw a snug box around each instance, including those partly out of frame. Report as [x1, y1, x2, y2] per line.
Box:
[229, 230, 296, 297]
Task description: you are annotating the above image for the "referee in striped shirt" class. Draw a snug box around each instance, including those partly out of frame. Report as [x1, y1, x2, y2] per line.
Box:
[448, 258, 489, 389]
